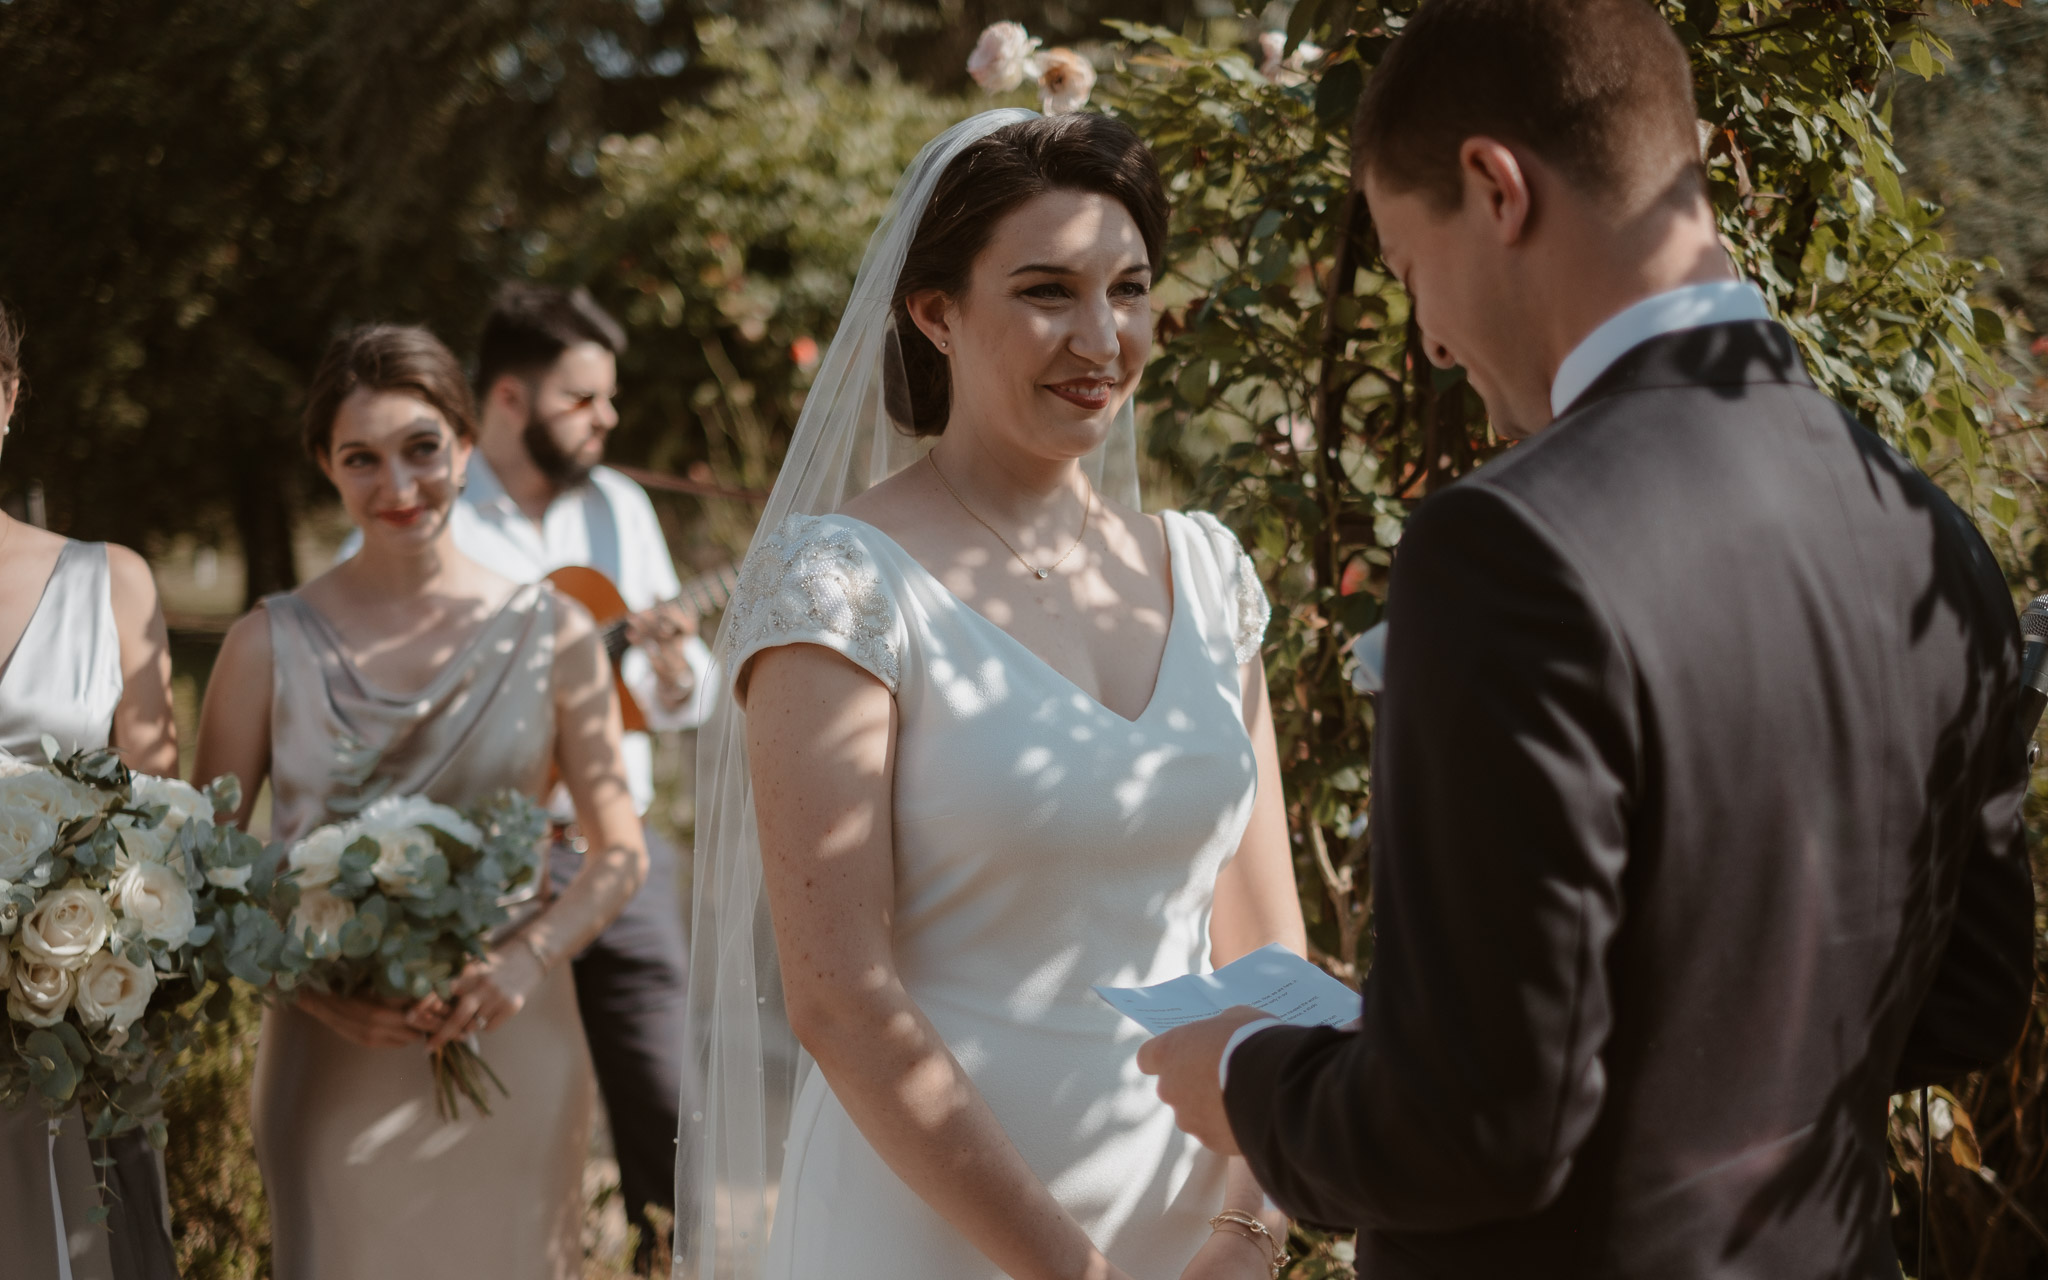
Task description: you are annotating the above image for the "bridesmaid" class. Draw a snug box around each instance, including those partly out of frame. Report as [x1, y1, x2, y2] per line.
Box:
[0, 301, 182, 1277]
[193, 324, 647, 1280]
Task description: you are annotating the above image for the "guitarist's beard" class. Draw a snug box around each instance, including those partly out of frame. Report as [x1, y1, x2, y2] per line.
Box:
[523, 407, 596, 489]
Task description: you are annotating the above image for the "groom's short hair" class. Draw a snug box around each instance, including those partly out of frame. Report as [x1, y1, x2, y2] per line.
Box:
[1353, 0, 1702, 213]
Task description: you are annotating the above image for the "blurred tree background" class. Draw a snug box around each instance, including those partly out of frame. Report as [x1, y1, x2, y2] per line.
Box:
[0, 0, 1196, 605]
[1898, 2, 2048, 334]
[4, 0, 2048, 1276]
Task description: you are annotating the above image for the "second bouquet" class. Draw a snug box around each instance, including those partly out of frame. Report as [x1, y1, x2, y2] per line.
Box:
[275, 790, 551, 1119]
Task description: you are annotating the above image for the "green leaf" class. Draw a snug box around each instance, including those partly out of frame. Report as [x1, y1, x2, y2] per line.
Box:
[225, 949, 270, 987]
[47, 1020, 89, 1065]
[1789, 114, 1813, 164]
[203, 773, 243, 815]
[339, 911, 384, 959]
[1864, 153, 1907, 219]
[1313, 59, 1364, 127]
[1958, 417, 1984, 469]
[1891, 349, 1935, 399]
[1285, 0, 1328, 53]
[24, 1030, 80, 1102]
[1904, 36, 1939, 82]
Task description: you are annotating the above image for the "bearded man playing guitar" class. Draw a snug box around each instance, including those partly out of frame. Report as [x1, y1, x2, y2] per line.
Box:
[343, 282, 708, 1272]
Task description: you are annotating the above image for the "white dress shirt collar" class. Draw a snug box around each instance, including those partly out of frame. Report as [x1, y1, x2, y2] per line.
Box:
[1549, 280, 1773, 418]
[460, 452, 520, 516]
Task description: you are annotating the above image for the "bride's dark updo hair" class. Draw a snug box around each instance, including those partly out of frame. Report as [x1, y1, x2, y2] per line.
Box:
[887, 113, 1168, 437]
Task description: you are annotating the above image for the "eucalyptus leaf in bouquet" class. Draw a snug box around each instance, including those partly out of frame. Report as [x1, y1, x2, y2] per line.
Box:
[0, 745, 287, 1183]
[274, 790, 550, 1118]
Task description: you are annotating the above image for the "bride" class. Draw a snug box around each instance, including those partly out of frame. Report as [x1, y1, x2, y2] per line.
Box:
[682, 111, 1306, 1280]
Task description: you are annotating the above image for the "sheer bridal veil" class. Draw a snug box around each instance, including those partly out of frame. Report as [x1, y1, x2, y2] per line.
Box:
[676, 107, 1142, 1278]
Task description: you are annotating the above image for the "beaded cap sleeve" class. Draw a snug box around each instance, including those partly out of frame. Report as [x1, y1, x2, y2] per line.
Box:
[1185, 510, 1271, 666]
[725, 513, 906, 698]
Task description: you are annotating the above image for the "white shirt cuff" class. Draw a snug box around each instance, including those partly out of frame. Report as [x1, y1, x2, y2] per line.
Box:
[1219, 1017, 1285, 1091]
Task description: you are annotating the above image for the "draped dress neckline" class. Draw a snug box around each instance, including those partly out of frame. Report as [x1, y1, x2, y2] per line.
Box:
[261, 583, 558, 844]
[276, 586, 534, 704]
[827, 512, 1186, 727]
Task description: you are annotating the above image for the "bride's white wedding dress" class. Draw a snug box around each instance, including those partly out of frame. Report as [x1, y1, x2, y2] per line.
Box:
[725, 507, 1270, 1280]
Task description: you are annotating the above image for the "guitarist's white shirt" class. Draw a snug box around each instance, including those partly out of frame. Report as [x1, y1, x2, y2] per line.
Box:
[337, 454, 714, 815]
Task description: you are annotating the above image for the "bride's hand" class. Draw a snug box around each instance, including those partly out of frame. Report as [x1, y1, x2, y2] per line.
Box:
[1176, 1227, 1275, 1280]
[295, 989, 424, 1049]
[421, 942, 547, 1051]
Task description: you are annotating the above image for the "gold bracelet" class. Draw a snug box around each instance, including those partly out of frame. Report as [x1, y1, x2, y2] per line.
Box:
[1207, 1210, 1288, 1277]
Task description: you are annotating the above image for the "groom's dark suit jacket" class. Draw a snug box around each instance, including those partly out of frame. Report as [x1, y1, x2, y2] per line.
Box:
[1224, 321, 2035, 1277]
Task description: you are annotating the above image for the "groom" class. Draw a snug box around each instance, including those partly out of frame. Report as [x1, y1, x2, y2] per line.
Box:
[1141, 2, 2035, 1274]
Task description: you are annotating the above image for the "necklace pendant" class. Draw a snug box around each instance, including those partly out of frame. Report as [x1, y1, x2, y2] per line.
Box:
[1035, 568, 1050, 580]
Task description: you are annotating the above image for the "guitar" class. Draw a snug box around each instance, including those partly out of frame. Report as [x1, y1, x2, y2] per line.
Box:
[546, 563, 738, 731]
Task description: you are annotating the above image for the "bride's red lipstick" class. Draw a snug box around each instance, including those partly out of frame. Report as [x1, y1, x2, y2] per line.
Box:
[1046, 377, 1115, 411]
[376, 506, 426, 528]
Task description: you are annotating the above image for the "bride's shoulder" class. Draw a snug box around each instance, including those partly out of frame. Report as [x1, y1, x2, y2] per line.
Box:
[726, 511, 908, 697]
[739, 511, 899, 589]
[1164, 508, 1270, 668]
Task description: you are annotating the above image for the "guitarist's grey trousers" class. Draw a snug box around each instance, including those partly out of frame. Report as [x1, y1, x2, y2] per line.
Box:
[550, 827, 696, 1271]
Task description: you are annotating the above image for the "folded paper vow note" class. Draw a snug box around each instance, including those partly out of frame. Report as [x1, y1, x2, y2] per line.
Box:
[1092, 943, 1363, 1036]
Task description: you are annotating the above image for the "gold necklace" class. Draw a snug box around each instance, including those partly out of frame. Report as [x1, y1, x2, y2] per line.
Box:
[927, 452, 1093, 581]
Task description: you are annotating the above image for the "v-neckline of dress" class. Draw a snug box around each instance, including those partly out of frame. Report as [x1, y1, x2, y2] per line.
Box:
[283, 585, 535, 704]
[827, 511, 1187, 727]
[0, 540, 77, 697]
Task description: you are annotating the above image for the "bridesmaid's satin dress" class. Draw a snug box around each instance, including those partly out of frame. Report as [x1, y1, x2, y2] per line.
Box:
[252, 585, 596, 1280]
[0, 539, 180, 1280]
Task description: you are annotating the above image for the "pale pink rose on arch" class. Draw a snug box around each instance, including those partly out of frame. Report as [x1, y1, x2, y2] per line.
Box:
[968, 21, 1041, 93]
[1037, 48, 1096, 115]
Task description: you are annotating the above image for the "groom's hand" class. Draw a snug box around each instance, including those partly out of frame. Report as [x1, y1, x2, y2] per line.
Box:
[1136, 1005, 1270, 1156]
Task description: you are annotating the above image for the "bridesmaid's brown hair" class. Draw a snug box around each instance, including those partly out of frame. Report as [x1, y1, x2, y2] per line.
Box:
[302, 324, 478, 459]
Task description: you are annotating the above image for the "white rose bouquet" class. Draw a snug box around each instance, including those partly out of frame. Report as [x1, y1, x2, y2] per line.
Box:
[272, 790, 549, 1119]
[0, 743, 287, 1158]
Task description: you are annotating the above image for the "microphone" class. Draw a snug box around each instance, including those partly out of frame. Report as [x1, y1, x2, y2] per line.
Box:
[2018, 596, 2048, 766]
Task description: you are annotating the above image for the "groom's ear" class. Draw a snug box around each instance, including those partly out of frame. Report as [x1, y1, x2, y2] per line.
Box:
[1457, 138, 1534, 249]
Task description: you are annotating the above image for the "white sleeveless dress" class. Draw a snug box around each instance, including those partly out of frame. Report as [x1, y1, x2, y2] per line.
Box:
[0, 541, 178, 1280]
[726, 509, 1270, 1280]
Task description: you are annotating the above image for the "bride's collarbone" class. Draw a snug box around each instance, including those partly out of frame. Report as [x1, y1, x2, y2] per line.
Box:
[931, 553, 1174, 718]
[850, 492, 1175, 711]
